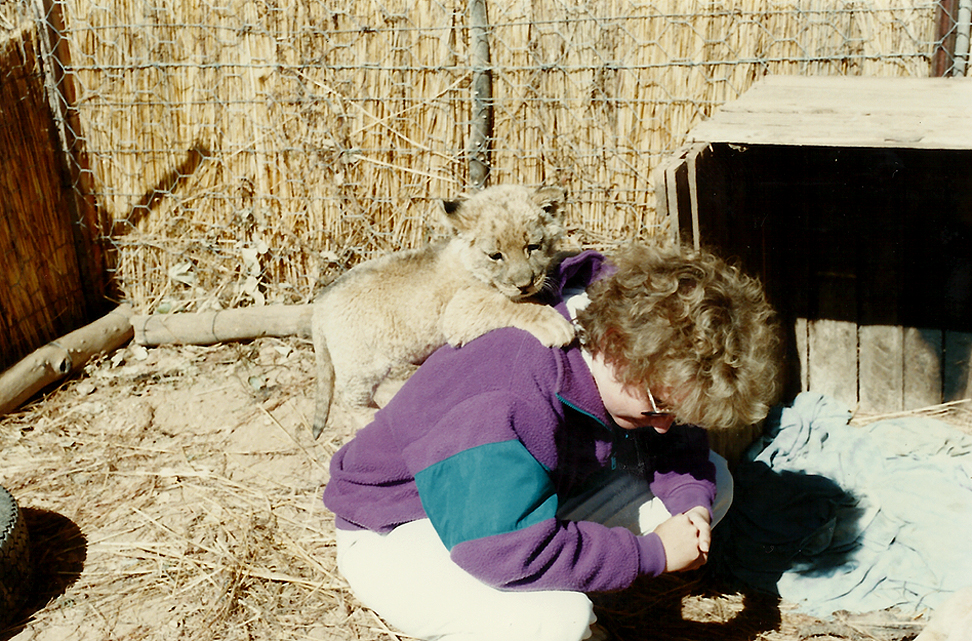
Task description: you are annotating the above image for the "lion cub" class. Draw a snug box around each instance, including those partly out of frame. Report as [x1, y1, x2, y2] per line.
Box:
[310, 184, 574, 438]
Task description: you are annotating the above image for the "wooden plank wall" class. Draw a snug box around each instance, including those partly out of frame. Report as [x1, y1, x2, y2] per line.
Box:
[0, 24, 89, 372]
[658, 143, 972, 415]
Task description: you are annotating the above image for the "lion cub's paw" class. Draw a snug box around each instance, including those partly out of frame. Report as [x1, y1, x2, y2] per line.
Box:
[442, 304, 574, 348]
[519, 306, 576, 347]
[443, 320, 493, 348]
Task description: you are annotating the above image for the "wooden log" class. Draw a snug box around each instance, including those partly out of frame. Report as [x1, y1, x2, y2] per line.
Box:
[131, 304, 314, 346]
[0, 304, 134, 417]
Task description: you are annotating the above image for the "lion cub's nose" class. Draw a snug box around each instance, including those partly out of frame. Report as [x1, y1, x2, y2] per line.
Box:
[510, 266, 534, 289]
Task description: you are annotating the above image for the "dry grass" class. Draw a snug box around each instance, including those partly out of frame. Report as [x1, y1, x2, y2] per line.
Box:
[0, 339, 377, 641]
[5, 338, 963, 641]
[0, 2, 29, 34]
[850, 398, 972, 434]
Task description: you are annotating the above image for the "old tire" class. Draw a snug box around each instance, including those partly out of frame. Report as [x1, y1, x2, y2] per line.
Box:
[0, 485, 30, 628]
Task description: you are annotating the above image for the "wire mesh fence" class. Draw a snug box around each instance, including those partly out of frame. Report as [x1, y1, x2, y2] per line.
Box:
[2, 0, 964, 319]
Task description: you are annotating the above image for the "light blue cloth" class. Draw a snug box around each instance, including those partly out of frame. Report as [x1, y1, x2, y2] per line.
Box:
[744, 392, 972, 616]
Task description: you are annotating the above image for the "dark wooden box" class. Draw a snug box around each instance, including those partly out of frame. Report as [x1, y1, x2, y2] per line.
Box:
[655, 76, 972, 416]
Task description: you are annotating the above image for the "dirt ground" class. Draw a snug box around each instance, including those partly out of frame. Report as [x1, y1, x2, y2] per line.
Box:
[0, 338, 930, 641]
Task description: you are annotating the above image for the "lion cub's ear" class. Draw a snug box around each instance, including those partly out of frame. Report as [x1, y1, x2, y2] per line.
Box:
[440, 196, 471, 234]
[442, 198, 464, 216]
[531, 186, 566, 219]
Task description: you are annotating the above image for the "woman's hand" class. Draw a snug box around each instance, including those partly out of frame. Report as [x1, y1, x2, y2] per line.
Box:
[653, 506, 712, 573]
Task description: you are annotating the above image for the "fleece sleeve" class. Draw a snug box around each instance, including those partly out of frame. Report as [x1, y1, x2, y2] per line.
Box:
[405, 394, 658, 593]
[648, 425, 717, 519]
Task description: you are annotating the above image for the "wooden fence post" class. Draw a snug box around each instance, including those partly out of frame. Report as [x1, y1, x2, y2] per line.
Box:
[933, 0, 967, 76]
[37, 0, 114, 315]
[467, 0, 492, 189]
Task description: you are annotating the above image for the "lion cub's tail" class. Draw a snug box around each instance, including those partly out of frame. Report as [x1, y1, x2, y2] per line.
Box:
[311, 335, 336, 439]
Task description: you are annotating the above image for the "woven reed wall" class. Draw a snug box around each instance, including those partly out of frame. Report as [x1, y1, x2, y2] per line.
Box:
[0, 21, 90, 372]
[16, 0, 952, 316]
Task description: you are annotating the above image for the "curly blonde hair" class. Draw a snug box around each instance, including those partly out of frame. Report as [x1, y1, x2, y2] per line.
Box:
[576, 242, 782, 430]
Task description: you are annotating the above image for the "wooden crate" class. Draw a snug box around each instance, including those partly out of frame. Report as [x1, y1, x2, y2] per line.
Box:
[655, 76, 972, 415]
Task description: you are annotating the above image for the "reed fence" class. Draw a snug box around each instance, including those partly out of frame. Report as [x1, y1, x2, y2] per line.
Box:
[3, 0, 967, 323]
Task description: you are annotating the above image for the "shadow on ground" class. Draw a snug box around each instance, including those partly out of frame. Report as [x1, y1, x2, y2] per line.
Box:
[592, 572, 783, 641]
[591, 460, 869, 641]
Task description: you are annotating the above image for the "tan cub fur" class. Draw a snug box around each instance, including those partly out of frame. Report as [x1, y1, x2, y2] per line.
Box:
[310, 184, 574, 438]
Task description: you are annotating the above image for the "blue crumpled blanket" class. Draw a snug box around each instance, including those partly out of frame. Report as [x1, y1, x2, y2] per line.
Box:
[712, 391, 972, 617]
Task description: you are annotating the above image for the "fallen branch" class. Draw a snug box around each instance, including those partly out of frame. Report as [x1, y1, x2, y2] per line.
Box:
[0, 304, 134, 417]
[131, 304, 314, 346]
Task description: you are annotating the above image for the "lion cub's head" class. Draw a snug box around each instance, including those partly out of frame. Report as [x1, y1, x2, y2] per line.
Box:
[443, 185, 566, 300]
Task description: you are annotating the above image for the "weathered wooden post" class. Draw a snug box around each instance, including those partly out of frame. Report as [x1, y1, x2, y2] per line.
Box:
[933, 0, 972, 76]
[467, 0, 492, 189]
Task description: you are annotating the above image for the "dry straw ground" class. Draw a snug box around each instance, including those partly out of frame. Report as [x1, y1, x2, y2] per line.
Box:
[4, 338, 967, 641]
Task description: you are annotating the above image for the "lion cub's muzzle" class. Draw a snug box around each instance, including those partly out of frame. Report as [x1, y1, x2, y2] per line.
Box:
[506, 273, 546, 300]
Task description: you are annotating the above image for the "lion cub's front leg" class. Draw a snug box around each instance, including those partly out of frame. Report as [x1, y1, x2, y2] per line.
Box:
[442, 286, 575, 348]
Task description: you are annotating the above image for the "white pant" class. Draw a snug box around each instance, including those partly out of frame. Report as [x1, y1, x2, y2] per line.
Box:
[336, 451, 733, 641]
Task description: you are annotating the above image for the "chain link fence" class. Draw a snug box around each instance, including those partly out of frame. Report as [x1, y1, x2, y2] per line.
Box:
[2, 0, 965, 319]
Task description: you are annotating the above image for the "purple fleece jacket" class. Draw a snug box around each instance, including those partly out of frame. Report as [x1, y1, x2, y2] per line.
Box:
[323, 250, 717, 593]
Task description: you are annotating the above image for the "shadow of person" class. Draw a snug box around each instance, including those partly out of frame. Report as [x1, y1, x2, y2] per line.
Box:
[709, 462, 864, 597]
[591, 571, 784, 641]
[1, 508, 86, 640]
[589, 461, 865, 640]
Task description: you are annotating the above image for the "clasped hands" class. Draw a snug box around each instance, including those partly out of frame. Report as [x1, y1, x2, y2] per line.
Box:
[653, 505, 712, 573]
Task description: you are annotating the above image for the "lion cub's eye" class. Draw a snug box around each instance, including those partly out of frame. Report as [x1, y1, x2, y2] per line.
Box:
[488, 251, 504, 261]
[526, 243, 542, 254]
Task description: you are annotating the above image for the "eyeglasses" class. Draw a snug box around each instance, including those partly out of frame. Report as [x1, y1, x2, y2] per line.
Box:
[644, 387, 675, 419]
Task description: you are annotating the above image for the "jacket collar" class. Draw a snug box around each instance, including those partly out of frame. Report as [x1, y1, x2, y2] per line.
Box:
[548, 250, 615, 427]
[556, 345, 612, 428]
[544, 250, 611, 302]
